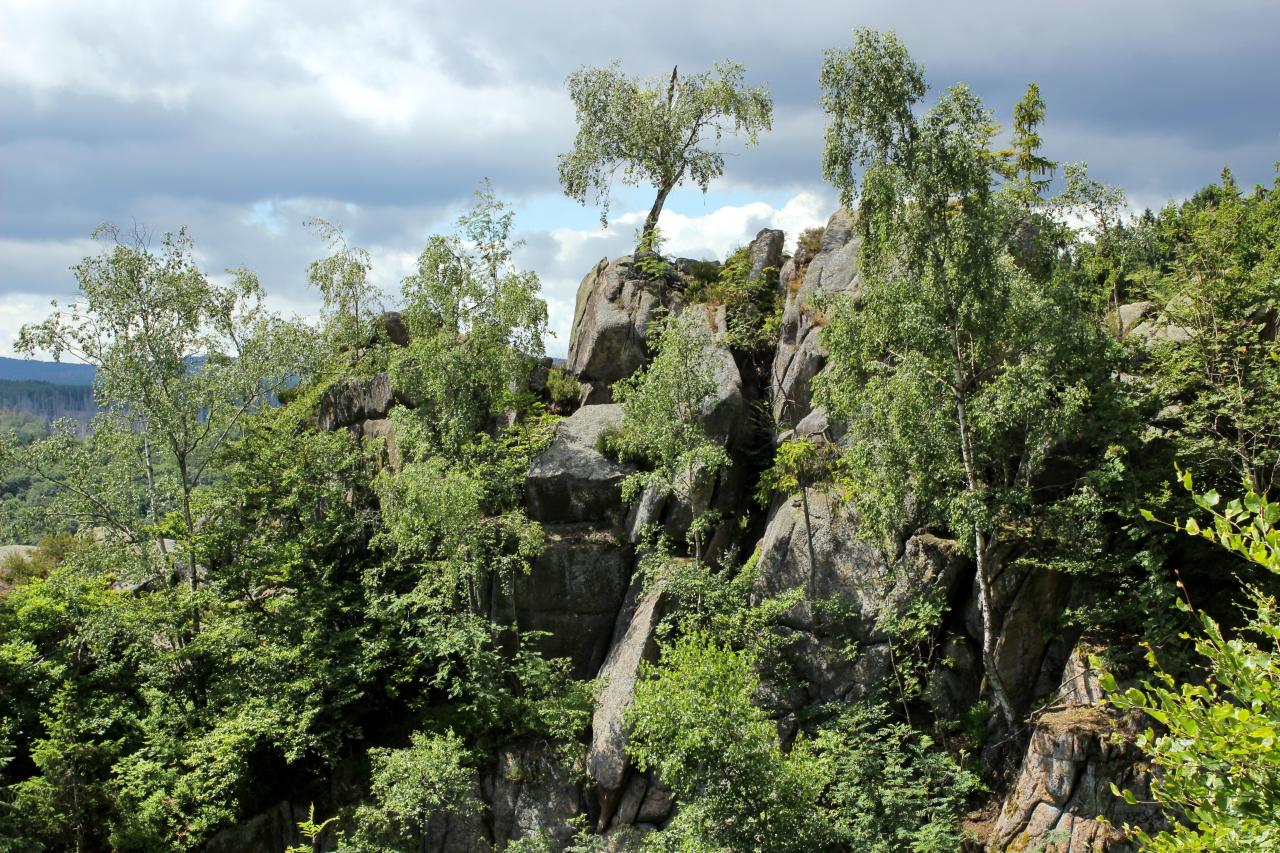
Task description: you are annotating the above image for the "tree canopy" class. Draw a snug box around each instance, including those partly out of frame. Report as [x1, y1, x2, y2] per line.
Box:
[817, 28, 1120, 727]
[558, 60, 772, 239]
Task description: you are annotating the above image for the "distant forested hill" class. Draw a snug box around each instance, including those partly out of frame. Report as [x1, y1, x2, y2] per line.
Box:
[0, 356, 96, 385]
[0, 380, 97, 430]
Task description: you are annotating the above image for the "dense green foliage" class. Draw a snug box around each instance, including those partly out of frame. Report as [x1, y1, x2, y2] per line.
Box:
[1, 27, 1278, 853]
[817, 28, 1125, 726]
[390, 184, 547, 454]
[1106, 482, 1280, 849]
[306, 219, 386, 361]
[683, 244, 782, 356]
[626, 635, 980, 852]
[0, 195, 586, 852]
[613, 310, 730, 559]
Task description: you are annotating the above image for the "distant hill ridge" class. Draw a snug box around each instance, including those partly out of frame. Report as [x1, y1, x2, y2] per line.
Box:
[0, 356, 96, 385]
[0, 379, 98, 430]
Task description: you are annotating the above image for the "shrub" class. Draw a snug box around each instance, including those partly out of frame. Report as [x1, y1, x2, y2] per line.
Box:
[1106, 478, 1280, 850]
[544, 368, 582, 408]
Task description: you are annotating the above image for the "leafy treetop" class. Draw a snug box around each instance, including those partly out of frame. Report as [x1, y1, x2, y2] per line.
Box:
[559, 61, 772, 239]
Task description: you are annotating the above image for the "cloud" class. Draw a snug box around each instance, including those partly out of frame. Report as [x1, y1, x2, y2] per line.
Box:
[2, 0, 1278, 358]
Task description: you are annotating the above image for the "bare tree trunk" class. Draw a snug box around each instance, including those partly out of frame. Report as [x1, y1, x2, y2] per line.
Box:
[800, 484, 817, 601]
[142, 431, 172, 586]
[973, 530, 1016, 728]
[178, 456, 200, 636]
[956, 395, 1017, 729]
[642, 183, 673, 243]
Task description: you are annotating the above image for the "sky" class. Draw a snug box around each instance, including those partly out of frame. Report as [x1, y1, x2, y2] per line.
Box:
[2, 0, 1278, 358]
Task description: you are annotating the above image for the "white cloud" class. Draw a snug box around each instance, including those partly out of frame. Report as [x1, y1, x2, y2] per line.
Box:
[0, 295, 43, 357]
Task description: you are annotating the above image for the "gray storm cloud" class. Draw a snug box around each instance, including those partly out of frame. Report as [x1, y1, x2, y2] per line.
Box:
[2, 0, 1277, 354]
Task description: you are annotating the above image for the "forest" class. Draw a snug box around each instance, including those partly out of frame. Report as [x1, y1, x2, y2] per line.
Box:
[1, 28, 1278, 853]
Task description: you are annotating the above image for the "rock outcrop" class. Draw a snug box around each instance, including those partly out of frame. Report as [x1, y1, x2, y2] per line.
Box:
[566, 257, 686, 402]
[770, 209, 861, 430]
[752, 489, 966, 703]
[988, 645, 1162, 852]
[497, 525, 633, 679]
[747, 228, 785, 282]
[317, 372, 396, 432]
[588, 582, 666, 818]
[991, 707, 1159, 852]
[204, 802, 306, 853]
[488, 744, 586, 849]
[360, 417, 401, 471]
[687, 303, 747, 446]
[526, 404, 633, 526]
[373, 310, 411, 347]
[275, 222, 1160, 852]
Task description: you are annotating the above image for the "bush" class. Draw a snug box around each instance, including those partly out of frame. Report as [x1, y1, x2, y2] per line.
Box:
[543, 368, 582, 408]
[1105, 479, 1280, 850]
[798, 226, 825, 258]
[626, 633, 980, 852]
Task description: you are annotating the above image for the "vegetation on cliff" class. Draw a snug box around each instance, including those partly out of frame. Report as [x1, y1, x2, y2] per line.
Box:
[0, 27, 1278, 853]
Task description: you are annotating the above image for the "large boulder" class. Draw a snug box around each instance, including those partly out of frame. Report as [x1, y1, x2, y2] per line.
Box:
[611, 772, 673, 831]
[372, 310, 411, 347]
[496, 525, 634, 679]
[991, 568, 1074, 717]
[418, 777, 491, 853]
[317, 372, 396, 431]
[1126, 297, 1193, 345]
[686, 303, 746, 446]
[526, 404, 632, 526]
[990, 710, 1159, 852]
[588, 582, 666, 815]
[360, 418, 401, 472]
[566, 257, 686, 398]
[987, 642, 1162, 851]
[770, 209, 861, 430]
[746, 228, 785, 281]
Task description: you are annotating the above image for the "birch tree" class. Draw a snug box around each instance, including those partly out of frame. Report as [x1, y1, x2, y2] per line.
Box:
[817, 29, 1109, 728]
[558, 61, 772, 240]
[15, 225, 313, 606]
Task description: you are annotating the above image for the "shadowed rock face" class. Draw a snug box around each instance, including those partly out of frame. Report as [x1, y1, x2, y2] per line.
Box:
[489, 743, 586, 849]
[751, 489, 966, 704]
[317, 373, 396, 431]
[203, 802, 304, 853]
[496, 525, 634, 679]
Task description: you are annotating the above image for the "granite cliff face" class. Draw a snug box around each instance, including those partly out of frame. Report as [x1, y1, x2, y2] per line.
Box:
[219, 222, 1160, 852]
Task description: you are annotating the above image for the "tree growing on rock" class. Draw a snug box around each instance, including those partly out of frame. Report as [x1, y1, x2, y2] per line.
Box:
[391, 182, 548, 454]
[613, 310, 730, 562]
[817, 29, 1115, 729]
[305, 219, 385, 362]
[558, 61, 772, 240]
